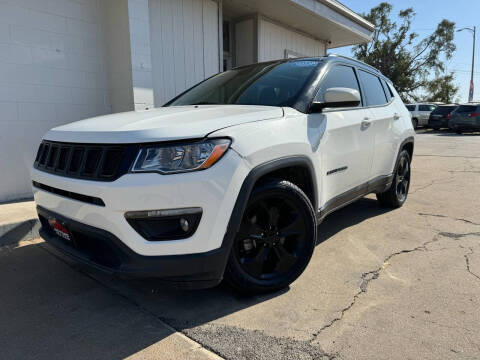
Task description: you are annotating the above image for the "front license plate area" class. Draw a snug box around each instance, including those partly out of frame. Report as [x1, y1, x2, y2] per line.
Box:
[48, 218, 72, 242]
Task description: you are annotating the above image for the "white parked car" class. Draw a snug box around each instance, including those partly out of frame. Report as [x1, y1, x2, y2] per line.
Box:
[32, 55, 415, 294]
[406, 103, 438, 128]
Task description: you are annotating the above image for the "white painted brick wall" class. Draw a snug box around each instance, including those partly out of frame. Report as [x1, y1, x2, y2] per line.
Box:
[0, 0, 112, 202]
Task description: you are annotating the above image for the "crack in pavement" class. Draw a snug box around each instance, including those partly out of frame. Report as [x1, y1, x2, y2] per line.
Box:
[418, 213, 480, 226]
[438, 232, 480, 239]
[309, 235, 441, 343]
[464, 247, 480, 282]
[309, 229, 480, 343]
[449, 170, 480, 174]
[409, 175, 456, 194]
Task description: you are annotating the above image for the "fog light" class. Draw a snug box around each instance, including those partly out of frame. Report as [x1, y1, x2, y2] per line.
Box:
[180, 218, 190, 232]
[125, 208, 202, 241]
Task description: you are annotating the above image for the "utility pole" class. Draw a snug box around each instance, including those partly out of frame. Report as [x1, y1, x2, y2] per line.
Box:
[458, 26, 476, 102]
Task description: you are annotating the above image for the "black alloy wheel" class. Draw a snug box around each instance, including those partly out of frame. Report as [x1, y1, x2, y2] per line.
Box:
[224, 180, 316, 294]
[376, 149, 411, 208]
[395, 155, 410, 203]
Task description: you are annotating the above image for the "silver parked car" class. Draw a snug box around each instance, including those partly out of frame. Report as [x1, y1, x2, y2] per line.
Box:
[406, 103, 438, 129]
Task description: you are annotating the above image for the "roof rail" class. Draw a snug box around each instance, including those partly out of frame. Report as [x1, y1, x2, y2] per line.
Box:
[327, 54, 381, 74]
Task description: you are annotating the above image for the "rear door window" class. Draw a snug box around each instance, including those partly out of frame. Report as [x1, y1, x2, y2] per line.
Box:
[358, 70, 388, 106]
[316, 65, 362, 106]
[406, 105, 416, 111]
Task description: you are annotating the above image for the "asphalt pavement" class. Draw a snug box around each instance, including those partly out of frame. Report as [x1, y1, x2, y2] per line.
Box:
[1, 129, 479, 360]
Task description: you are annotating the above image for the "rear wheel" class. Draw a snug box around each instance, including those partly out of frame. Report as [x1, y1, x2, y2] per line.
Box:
[376, 150, 411, 208]
[224, 180, 316, 294]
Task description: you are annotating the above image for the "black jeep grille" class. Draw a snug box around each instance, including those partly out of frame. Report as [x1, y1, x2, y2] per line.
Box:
[34, 141, 138, 181]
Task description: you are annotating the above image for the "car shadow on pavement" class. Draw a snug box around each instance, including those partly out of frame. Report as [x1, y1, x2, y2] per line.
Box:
[0, 198, 392, 360]
[417, 129, 480, 137]
[101, 197, 393, 333]
[0, 220, 39, 247]
[434, 132, 480, 137]
[0, 242, 186, 360]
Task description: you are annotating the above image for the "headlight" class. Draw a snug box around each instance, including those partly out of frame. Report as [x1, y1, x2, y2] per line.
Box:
[131, 138, 231, 174]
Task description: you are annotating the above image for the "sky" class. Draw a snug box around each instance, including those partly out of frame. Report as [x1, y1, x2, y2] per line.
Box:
[332, 0, 480, 103]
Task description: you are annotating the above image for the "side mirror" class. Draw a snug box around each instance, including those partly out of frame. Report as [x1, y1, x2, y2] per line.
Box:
[309, 87, 361, 113]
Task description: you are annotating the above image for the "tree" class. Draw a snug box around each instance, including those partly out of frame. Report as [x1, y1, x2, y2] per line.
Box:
[424, 73, 459, 104]
[353, 2, 457, 103]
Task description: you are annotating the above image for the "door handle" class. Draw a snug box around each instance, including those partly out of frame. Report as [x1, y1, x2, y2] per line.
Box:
[361, 118, 371, 129]
[393, 113, 400, 120]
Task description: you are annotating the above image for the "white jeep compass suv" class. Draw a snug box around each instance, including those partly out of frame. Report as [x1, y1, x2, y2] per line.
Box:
[32, 55, 414, 294]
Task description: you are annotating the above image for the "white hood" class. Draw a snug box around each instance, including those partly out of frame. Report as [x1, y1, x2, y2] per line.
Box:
[44, 105, 284, 143]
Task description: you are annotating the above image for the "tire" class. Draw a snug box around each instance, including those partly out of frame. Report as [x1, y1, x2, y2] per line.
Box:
[376, 150, 411, 208]
[224, 179, 316, 294]
[456, 129, 463, 134]
[412, 118, 418, 129]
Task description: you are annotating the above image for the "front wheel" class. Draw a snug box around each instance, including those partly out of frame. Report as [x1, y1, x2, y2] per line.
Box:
[376, 150, 411, 208]
[224, 180, 316, 294]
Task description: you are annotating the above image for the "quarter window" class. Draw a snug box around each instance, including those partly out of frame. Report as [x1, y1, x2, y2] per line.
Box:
[381, 79, 394, 101]
[358, 70, 388, 106]
[315, 65, 362, 107]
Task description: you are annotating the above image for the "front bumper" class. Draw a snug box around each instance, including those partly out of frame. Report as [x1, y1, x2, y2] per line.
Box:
[32, 150, 249, 257]
[38, 206, 229, 289]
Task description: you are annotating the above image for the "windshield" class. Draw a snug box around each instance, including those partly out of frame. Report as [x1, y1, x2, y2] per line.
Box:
[167, 60, 320, 107]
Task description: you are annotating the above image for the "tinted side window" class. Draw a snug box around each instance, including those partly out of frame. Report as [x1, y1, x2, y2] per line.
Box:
[381, 79, 394, 101]
[456, 105, 477, 113]
[316, 65, 362, 106]
[406, 105, 416, 111]
[358, 70, 387, 106]
[419, 105, 436, 111]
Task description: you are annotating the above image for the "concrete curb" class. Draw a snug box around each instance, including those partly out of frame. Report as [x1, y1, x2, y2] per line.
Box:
[0, 218, 40, 247]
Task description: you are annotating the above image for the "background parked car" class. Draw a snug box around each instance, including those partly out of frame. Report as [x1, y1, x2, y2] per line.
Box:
[428, 104, 459, 130]
[406, 103, 438, 129]
[449, 103, 480, 134]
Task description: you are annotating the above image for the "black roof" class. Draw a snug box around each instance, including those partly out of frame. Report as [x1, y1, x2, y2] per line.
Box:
[233, 54, 385, 80]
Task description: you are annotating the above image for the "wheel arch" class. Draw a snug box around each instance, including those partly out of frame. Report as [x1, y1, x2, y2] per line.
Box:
[225, 156, 318, 239]
[399, 136, 414, 161]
